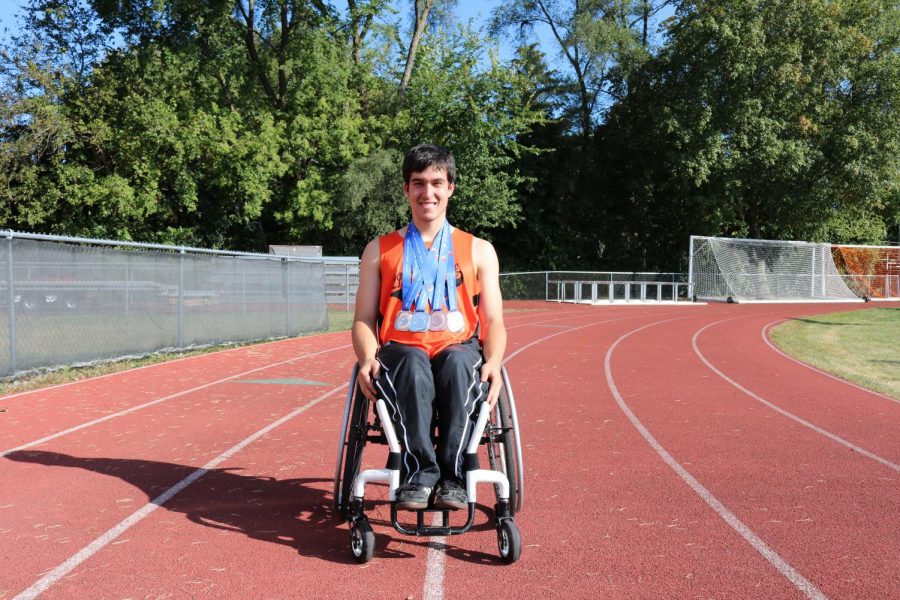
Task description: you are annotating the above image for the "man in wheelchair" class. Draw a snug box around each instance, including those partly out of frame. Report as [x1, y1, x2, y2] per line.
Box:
[351, 144, 507, 512]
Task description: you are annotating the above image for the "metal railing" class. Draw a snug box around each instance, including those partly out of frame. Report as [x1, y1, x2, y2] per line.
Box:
[325, 257, 360, 311]
[499, 271, 690, 303]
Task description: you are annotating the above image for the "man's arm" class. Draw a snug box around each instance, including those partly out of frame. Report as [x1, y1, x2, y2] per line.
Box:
[473, 237, 506, 406]
[352, 239, 382, 400]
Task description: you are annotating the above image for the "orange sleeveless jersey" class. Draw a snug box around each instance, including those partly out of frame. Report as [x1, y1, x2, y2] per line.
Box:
[378, 228, 480, 357]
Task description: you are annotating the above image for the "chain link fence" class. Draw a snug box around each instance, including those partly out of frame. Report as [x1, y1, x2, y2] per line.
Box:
[325, 257, 359, 332]
[1, 242, 694, 379]
[1, 231, 329, 378]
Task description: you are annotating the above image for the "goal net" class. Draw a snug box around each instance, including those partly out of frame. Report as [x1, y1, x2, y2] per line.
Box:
[832, 245, 900, 300]
[688, 236, 861, 303]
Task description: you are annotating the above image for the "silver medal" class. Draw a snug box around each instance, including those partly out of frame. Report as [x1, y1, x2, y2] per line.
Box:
[447, 310, 465, 333]
[429, 311, 448, 331]
[410, 311, 430, 332]
[395, 311, 412, 331]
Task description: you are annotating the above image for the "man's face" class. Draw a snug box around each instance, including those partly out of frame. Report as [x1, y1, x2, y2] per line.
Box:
[404, 165, 454, 226]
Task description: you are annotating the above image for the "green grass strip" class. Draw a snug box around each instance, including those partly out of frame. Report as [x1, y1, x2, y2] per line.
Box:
[769, 307, 900, 401]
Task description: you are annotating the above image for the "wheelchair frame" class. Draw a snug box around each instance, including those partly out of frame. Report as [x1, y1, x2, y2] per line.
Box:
[333, 363, 525, 563]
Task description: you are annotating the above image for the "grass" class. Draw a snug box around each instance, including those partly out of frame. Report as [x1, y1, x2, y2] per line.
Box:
[769, 307, 900, 400]
[0, 309, 355, 398]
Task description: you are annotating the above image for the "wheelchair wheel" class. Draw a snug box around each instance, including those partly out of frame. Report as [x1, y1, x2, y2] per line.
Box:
[487, 387, 518, 517]
[486, 366, 524, 514]
[334, 370, 370, 522]
[350, 519, 375, 563]
[497, 520, 521, 564]
[333, 366, 358, 515]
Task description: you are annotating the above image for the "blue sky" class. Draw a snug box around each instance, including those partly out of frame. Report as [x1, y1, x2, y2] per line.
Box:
[0, 1, 504, 43]
[0, 1, 26, 38]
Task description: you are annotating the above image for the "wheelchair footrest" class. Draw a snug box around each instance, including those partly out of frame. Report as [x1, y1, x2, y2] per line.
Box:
[390, 503, 476, 536]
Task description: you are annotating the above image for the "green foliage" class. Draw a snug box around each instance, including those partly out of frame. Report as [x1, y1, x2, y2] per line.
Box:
[1, 0, 898, 272]
[396, 27, 541, 236]
[596, 0, 900, 269]
[1, 0, 541, 256]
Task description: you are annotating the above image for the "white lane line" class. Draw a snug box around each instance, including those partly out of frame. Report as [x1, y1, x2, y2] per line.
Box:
[2, 344, 352, 457]
[11, 383, 348, 600]
[761, 320, 900, 405]
[694, 320, 899, 472]
[421, 308, 689, 600]
[423, 513, 447, 600]
[605, 319, 828, 600]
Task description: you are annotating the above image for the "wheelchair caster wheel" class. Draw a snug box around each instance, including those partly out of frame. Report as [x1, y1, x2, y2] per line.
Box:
[350, 520, 375, 563]
[497, 520, 521, 564]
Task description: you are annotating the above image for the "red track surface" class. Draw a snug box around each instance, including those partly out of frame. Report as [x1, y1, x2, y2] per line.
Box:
[1, 302, 898, 599]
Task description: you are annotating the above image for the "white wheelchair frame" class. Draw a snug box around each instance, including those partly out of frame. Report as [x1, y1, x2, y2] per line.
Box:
[334, 363, 524, 563]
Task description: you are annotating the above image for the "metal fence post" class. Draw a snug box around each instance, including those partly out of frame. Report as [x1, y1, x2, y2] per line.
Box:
[241, 263, 247, 316]
[687, 236, 695, 301]
[124, 256, 130, 316]
[345, 264, 351, 311]
[178, 247, 185, 348]
[6, 234, 16, 375]
[284, 258, 291, 336]
[281, 258, 289, 336]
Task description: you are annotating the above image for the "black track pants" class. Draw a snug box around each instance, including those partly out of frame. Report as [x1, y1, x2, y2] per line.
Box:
[375, 338, 487, 488]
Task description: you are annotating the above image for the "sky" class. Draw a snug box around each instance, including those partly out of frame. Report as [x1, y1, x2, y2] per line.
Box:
[0, 1, 506, 43]
[0, 1, 26, 39]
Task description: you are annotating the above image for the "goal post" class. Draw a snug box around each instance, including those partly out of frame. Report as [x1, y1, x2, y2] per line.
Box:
[688, 236, 863, 303]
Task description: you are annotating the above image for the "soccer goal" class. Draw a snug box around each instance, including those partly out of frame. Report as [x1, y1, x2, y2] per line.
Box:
[688, 236, 863, 303]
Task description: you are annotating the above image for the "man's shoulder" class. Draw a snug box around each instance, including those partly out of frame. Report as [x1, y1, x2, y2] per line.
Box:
[468, 234, 496, 253]
[362, 231, 404, 262]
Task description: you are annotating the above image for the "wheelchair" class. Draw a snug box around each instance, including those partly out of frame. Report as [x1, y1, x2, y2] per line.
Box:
[333, 363, 525, 564]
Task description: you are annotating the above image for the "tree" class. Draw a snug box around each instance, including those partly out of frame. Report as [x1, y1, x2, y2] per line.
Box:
[326, 24, 544, 255]
[490, 0, 653, 141]
[597, 0, 900, 271]
[0, 0, 114, 235]
[398, 0, 437, 97]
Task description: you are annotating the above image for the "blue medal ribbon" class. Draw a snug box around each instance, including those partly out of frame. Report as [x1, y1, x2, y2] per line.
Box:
[401, 231, 426, 312]
[444, 230, 457, 313]
[401, 222, 456, 326]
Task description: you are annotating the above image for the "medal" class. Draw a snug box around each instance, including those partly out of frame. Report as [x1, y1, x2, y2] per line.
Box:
[410, 311, 430, 332]
[429, 311, 448, 331]
[395, 311, 412, 331]
[400, 221, 468, 336]
[447, 310, 465, 333]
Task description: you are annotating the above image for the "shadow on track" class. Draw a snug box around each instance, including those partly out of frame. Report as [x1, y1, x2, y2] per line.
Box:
[6, 450, 507, 565]
[6, 450, 390, 563]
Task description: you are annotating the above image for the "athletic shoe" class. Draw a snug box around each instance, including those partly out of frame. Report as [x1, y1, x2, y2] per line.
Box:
[434, 479, 467, 510]
[395, 483, 432, 510]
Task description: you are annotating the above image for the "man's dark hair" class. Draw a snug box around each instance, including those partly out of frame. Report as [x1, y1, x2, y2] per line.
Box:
[402, 144, 456, 185]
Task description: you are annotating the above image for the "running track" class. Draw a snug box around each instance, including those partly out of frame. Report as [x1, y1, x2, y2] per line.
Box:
[1, 302, 898, 599]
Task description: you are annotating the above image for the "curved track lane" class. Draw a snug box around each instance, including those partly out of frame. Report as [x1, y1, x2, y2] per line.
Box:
[604, 303, 899, 599]
[2, 302, 898, 599]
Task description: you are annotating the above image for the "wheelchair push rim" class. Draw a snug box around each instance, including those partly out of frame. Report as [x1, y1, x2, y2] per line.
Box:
[334, 364, 370, 521]
[484, 365, 524, 515]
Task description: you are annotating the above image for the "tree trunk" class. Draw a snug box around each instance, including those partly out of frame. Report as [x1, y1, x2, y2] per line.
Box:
[399, 0, 436, 99]
[348, 0, 372, 117]
[238, 0, 280, 109]
[642, 0, 649, 48]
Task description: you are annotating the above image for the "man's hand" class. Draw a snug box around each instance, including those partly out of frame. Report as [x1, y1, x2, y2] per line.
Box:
[480, 360, 503, 407]
[357, 357, 381, 401]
